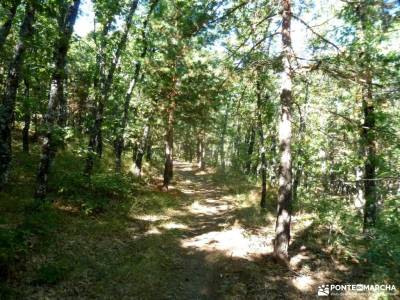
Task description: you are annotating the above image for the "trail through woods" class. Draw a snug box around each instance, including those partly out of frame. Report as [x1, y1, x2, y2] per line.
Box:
[11, 161, 362, 299]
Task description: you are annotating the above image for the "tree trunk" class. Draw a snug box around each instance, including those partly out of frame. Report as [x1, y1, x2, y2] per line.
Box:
[256, 80, 267, 209]
[35, 0, 80, 200]
[22, 80, 30, 153]
[200, 138, 206, 170]
[145, 134, 152, 161]
[245, 125, 256, 174]
[85, 0, 139, 176]
[219, 107, 228, 170]
[274, 0, 293, 262]
[32, 113, 39, 142]
[134, 123, 150, 177]
[0, 3, 35, 187]
[113, 0, 157, 172]
[358, 4, 377, 233]
[362, 73, 377, 232]
[0, 0, 21, 51]
[163, 100, 176, 189]
[196, 133, 201, 164]
[114, 135, 124, 173]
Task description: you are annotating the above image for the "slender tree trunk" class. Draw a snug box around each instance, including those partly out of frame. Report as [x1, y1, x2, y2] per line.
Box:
[113, 0, 157, 172]
[85, 0, 139, 176]
[245, 125, 256, 174]
[35, 0, 80, 200]
[200, 134, 206, 170]
[134, 123, 150, 177]
[114, 135, 124, 173]
[256, 80, 267, 209]
[188, 139, 193, 162]
[196, 133, 201, 164]
[22, 80, 30, 153]
[0, 3, 35, 187]
[114, 79, 137, 173]
[0, 0, 21, 51]
[32, 113, 39, 142]
[274, 0, 293, 262]
[145, 133, 152, 161]
[357, 4, 377, 233]
[163, 99, 176, 188]
[362, 72, 377, 232]
[90, 16, 113, 157]
[219, 107, 228, 170]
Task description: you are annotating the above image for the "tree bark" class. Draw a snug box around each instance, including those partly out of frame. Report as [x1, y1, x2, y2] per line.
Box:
[196, 133, 201, 164]
[0, 3, 35, 187]
[163, 99, 176, 188]
[200, 136, 206, 170]
[245, 125, 256, 174]
[357, 4, 377, 233]
[0, 0, 21, 51]
[22, 80, 30, 153]
[35, 0, 80, 200]
[145, 134, 152, 161]
[113, 0, 158, 172]
[85, 0, 139, 176]
[219, 107, 228, 170]
[274, 0, 293, 262]
[114, 19, 147, 172]
[362, 72, 377, 232]
[134, 123, 150, 177]
[256, 80, 267, 209]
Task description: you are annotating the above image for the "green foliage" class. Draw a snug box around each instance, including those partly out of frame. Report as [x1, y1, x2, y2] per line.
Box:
[33, 261, 71, 285]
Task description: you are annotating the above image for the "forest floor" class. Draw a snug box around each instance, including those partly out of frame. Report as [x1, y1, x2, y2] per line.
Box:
[2, 158, 386, 299]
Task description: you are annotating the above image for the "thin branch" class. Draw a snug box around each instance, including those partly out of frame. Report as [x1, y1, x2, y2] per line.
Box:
[292, 14, 340, 51]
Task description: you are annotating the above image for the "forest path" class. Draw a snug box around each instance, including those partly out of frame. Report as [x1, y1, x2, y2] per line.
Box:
[162, 161, 246, 299]
[143, 160, 347, 299]
[17, 161, 347, 299]
[135, 160, 285, 299]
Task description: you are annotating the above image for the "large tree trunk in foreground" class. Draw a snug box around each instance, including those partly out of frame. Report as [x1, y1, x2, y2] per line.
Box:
[0, 0, 21, 51]
[274, 0, 293, 262]
[163, 100, 176, 188]
[35, 0, 80, 200]
[0, 3, 35, 187]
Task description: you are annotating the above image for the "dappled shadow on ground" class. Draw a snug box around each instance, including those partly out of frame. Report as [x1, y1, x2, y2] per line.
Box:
[7, 161, 357, 299]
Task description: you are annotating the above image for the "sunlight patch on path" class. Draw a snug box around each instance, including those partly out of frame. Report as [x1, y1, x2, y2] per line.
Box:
[135, 214, 170, 222]
[188, 200, 229, 215]
[181, 223, 274, 259]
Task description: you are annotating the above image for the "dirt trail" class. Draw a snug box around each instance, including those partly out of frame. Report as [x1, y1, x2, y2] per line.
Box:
[163, 161, 236, 299]
[147, 161, 346, 299]
[14, 161, 349, 299]
[146, 161, 283, 299]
